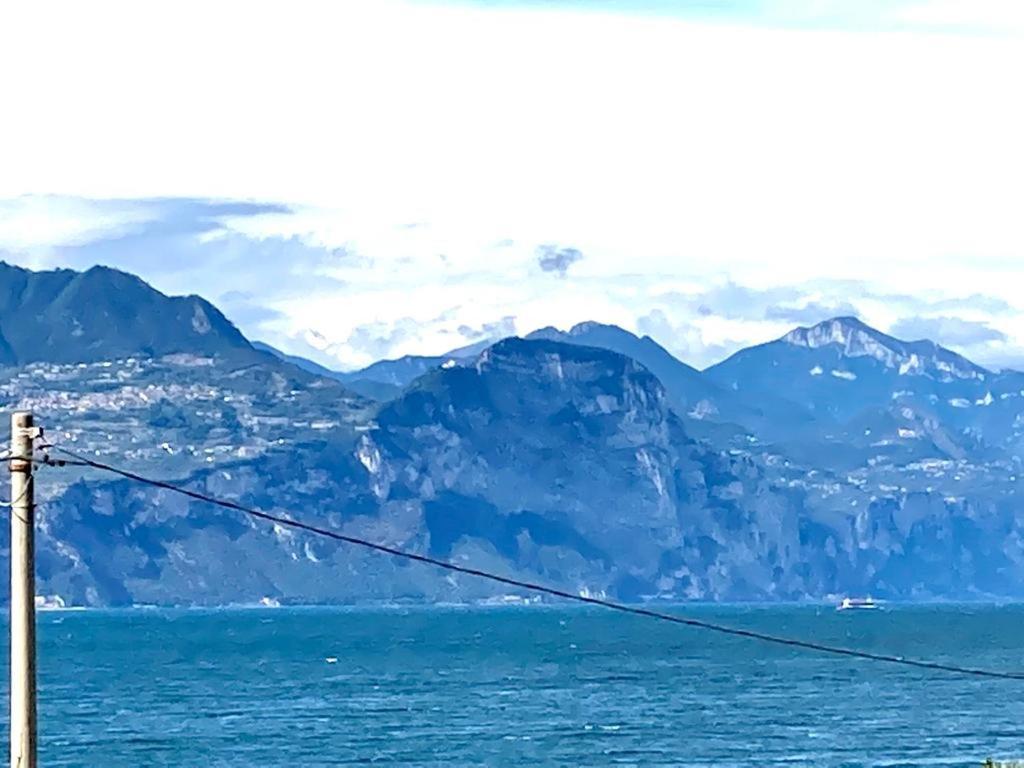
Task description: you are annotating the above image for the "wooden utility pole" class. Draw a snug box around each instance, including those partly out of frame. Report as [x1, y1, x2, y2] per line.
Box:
[9, 412, 39, 768]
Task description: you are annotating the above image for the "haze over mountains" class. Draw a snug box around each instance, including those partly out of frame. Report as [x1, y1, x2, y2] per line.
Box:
[2, 262, 1023, 606]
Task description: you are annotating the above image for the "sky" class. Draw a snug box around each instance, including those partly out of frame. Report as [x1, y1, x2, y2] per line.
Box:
[1, 0, 1022, 371]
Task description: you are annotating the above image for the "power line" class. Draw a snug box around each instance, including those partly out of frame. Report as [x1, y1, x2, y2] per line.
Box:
[39, 444, 1024, 682]
[0, 448, 46, 508]
[0, 474, 33, 509]
[0, 434, 78, 506]
[0, 447, 89, 506]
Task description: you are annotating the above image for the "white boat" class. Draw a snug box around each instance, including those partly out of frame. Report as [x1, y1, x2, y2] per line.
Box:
[35, 594, 67, 611]
[837, 597, 878, 611]
[477, 594, 541, 607]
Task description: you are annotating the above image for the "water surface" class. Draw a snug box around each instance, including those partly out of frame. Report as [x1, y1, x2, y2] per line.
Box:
[5, 604, 1023, 766]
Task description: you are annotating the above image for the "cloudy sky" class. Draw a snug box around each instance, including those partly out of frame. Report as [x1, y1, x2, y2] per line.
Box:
[1, 0, 1022, 370]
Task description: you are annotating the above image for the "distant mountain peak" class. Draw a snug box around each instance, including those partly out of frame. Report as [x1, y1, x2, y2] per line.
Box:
[784, 316, 893, 354]
[522, 321, 758, 423]
[781, 316, 986, 381]
[567, 320, 618, 336]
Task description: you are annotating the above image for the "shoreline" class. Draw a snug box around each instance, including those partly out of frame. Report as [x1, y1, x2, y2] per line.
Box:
[24, 598, 1024, 616]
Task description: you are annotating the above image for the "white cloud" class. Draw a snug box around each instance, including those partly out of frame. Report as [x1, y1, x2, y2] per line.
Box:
[0, 1, 1022, 369]
[897, 0, 1024, 30]
[0, 197, 154, 251]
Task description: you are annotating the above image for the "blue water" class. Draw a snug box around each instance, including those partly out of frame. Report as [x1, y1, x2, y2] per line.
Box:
[5, 604, 1024, 766]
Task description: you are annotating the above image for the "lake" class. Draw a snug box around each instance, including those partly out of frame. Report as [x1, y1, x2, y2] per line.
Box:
[5, 604, 1024, 766]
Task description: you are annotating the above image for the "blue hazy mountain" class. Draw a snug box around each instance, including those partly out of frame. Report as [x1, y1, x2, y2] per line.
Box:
[705, 316, 1024, 463]
[707, 316, 989, 421]
[21, 332, 1024, 605]
[251, 340, 342, 378]
[252, 341, 404, 401]
[523, 321, 814, 441]
[0, 262, 255, 364]
[335, 339, 494, 389]
[4, 263, 1024, 605]
[31, 336, 806, 603]
[525, 321, 713, 409]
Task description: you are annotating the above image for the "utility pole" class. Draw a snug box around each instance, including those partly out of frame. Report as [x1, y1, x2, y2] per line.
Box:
[9, 412, 39, 768]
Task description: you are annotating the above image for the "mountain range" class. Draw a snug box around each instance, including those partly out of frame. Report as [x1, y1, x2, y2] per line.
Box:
[2, 261, 1023, 606]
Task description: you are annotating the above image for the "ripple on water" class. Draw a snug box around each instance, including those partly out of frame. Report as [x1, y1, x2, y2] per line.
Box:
[20, 604, 1024, 767]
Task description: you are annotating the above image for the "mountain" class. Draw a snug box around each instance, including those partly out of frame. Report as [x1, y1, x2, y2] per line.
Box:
[20, 336, 806, 603]
[364, 337, 806, 601]
[18, 334, 1024, 605]
[524, 321, 809, 440]
[253, 341, 405, 401]
[251, 341, 343, 379]
[5, 263, 1024, 606]
[705, 316, 1024, 461]
[707, 317, 990, 416]
[0, 262, 256, 364]
[525, 321, 712, 409]
[341, 354, 449, 387]
[334, 378, 405, 402]
[334, 339, 495, 392]
[781, 316, 989, 380]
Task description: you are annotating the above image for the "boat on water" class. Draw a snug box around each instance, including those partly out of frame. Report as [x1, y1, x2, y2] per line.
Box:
[837, 597, 878, 611]
[477, 594, 542, 607]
